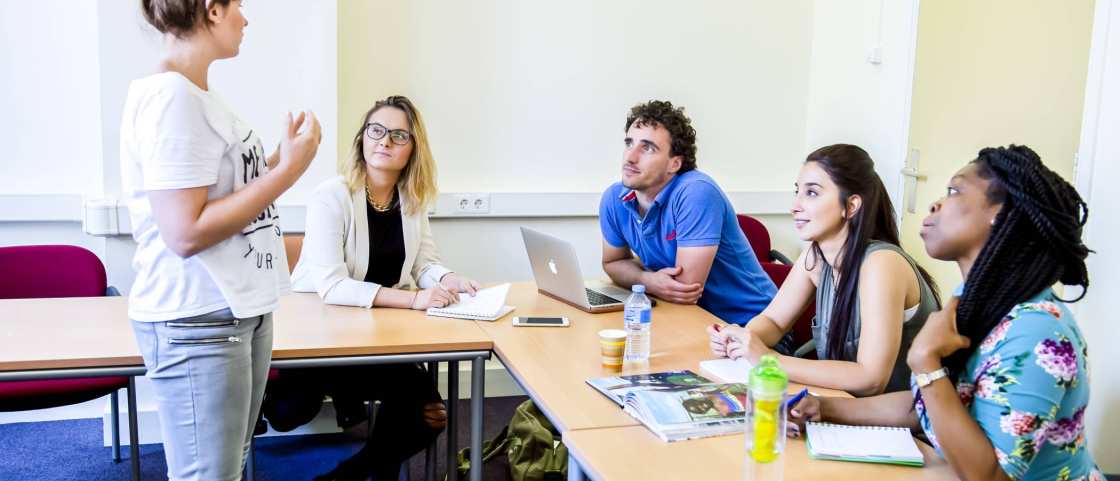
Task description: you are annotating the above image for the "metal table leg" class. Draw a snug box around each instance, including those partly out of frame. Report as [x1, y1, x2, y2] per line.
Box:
[469, 356, 485, 481]
[446, 361, 459, 481]
[110, 390, 121, 462]
[426, 361, 439, 481]
[127, 377, 140, 481]
[567, 454, 586, 481]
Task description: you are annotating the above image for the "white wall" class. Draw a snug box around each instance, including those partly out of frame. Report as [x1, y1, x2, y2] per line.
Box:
[0, 0, 341, 433]
[802, 0, 919, 209]
[432, 215, 800, 286]
[0, 1, 104, 197]
[88, 0, 340, 289]
[90, 0, 338, 205]
[340, 0, 815, 194]
[1074, 0, 1120, 471]
[2, 0, 907, 432]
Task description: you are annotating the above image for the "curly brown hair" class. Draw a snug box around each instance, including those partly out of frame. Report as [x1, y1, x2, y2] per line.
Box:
[624, 100, 698, 173]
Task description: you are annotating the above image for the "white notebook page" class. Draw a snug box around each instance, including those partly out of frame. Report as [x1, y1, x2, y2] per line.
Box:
[806, 422, 923, 460]
[426, 283, 511, 318]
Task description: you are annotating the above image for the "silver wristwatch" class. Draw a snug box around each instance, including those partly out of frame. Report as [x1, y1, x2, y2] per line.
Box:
[915, 367, 949, 388]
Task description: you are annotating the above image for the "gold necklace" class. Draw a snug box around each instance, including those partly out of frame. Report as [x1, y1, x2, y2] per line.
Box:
[365, 186, 393, 212]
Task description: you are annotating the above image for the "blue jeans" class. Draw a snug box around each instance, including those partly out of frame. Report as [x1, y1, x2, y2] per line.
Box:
[132, 309, 273, 481]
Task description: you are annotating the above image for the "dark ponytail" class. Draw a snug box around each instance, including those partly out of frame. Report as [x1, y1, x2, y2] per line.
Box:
[805, 144, 941, 358]
[945, 145, 1090, 381]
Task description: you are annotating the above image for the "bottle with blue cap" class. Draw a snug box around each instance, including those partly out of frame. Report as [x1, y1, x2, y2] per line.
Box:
[623, 284, 651, 362]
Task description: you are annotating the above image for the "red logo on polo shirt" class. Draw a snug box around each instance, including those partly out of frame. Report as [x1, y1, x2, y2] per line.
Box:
[666, 230, 677, 241]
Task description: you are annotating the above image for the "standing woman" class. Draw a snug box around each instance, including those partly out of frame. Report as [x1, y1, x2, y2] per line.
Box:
[122, 1, 320, 479]
[787, 146, 1101, 481]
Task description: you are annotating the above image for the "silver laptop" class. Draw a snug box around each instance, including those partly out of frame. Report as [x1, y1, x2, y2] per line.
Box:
[520, 227, 633, 313]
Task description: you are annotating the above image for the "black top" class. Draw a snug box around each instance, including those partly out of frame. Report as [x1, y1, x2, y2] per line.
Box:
[363, 192, 405, 287]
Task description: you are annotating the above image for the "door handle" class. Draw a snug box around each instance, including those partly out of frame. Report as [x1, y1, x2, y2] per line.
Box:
[900, 167, 927, 180]
[901, 167, 927, 214]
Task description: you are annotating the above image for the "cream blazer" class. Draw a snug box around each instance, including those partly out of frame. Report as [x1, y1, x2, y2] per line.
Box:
[291, 176, 451, 307]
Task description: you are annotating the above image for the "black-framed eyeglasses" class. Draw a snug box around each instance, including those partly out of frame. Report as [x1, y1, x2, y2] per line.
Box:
[365, 122, 412, 145]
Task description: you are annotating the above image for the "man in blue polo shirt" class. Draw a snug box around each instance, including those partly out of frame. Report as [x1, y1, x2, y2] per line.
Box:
[599, 100, 776, 325]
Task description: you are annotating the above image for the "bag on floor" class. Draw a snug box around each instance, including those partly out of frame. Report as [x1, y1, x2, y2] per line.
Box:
[451, 400, 567, 481]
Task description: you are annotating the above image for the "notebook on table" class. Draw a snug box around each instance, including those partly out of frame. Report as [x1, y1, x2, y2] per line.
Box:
[426, 283, 514, 321]
[698, 358, 753, 384]
[805, 422, 925, 467]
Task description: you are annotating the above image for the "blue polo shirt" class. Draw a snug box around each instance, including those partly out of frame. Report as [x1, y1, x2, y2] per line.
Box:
[599, 170, 776, 325]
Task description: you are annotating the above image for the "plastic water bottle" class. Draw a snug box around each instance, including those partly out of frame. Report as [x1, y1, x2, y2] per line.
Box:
[744, 354, 788, 481]
[623, 284, 652, 362]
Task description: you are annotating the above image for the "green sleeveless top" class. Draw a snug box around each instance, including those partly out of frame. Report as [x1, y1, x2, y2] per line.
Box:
[814, 241, 938, 393]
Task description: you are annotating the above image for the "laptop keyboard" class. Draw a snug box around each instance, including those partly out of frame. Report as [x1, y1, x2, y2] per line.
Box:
[586, 288, 622, 306]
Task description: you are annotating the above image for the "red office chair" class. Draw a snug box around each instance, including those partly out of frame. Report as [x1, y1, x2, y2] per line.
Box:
[758, 262, 816, 358]
[0, 245, 140, 478]
[736, 216, 816, 358]
[736, 214, 794, 265]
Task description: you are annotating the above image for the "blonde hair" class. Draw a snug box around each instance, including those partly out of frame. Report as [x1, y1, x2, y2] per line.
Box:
[344, 96, 437, 216]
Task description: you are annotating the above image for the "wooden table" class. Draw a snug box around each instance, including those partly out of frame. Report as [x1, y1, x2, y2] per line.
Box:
[478, 282, 737, 432]
[0, 293, 494, 481]
[3, 283, 961, 481]
[485, 283, 952, 481]
[0, 294, 493, 373]
[563, 426, 955, 481]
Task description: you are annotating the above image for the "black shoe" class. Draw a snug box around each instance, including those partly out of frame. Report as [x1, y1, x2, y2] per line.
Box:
[253, 417, 269, 436]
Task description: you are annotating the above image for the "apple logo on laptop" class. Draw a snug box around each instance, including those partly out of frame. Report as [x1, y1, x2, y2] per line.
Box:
[548, 258, 558, 275]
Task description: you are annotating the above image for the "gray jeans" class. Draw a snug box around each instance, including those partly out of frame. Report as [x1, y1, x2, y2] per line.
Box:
[132, 308, 273, 481]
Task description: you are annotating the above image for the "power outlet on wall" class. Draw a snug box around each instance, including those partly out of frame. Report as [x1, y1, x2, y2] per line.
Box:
[453, 193, 491, 214]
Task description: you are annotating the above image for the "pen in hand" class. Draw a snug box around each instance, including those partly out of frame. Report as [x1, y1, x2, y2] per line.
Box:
[783, 388, 810, 411]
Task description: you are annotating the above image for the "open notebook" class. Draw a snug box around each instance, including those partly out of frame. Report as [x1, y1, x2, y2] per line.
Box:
[698, 358, 752, 384]
[426, 283, 514, 321]
[805, 422, 925, 466]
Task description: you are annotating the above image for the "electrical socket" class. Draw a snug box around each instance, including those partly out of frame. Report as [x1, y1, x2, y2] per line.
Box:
[453, 193, 490, 214]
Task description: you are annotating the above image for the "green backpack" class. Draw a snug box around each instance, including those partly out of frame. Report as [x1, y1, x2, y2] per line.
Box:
[451, 400, 568, 481]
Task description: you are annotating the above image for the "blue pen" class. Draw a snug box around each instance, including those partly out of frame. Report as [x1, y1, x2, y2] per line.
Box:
[783, 388, 809, 411]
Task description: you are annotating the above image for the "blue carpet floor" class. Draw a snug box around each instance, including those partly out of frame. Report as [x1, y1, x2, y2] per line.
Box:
[0, 396, 525, 481]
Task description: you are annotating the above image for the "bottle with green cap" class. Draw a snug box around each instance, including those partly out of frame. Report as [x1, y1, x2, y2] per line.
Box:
[744, 354, 787, 480]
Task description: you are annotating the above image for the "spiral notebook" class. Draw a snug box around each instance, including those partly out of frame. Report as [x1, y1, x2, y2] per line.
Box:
[805, 422, 925, 466]
[426, 283, 514, 321]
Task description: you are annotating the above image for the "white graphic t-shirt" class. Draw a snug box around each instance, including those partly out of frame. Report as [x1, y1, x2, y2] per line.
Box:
[121, 72, 290, 321]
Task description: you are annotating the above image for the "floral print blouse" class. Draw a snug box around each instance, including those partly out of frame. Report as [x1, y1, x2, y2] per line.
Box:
[911, 289, 1102, 481]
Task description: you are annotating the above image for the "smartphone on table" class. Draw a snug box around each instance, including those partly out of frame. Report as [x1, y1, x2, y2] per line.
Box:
[512, 316, 570, 327]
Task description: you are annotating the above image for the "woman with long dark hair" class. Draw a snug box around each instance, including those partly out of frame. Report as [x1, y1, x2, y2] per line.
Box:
[787, 145, 1101, 481]
[709, 144, 940, 395]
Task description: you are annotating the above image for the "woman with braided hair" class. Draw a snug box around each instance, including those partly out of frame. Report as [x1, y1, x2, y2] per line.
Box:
[785, 145, 1102, 481]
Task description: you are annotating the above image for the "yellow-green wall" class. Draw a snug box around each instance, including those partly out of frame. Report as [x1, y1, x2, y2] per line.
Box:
[337, 1, 418, 174]
[902, 0, 1094, 296]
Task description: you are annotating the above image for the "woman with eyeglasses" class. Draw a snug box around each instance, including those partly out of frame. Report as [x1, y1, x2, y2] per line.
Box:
[276, 96, 478, 480]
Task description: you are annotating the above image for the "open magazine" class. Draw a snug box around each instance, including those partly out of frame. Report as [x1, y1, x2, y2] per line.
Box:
[586, 370, 712, 406]
[586, 370, 748, 442]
